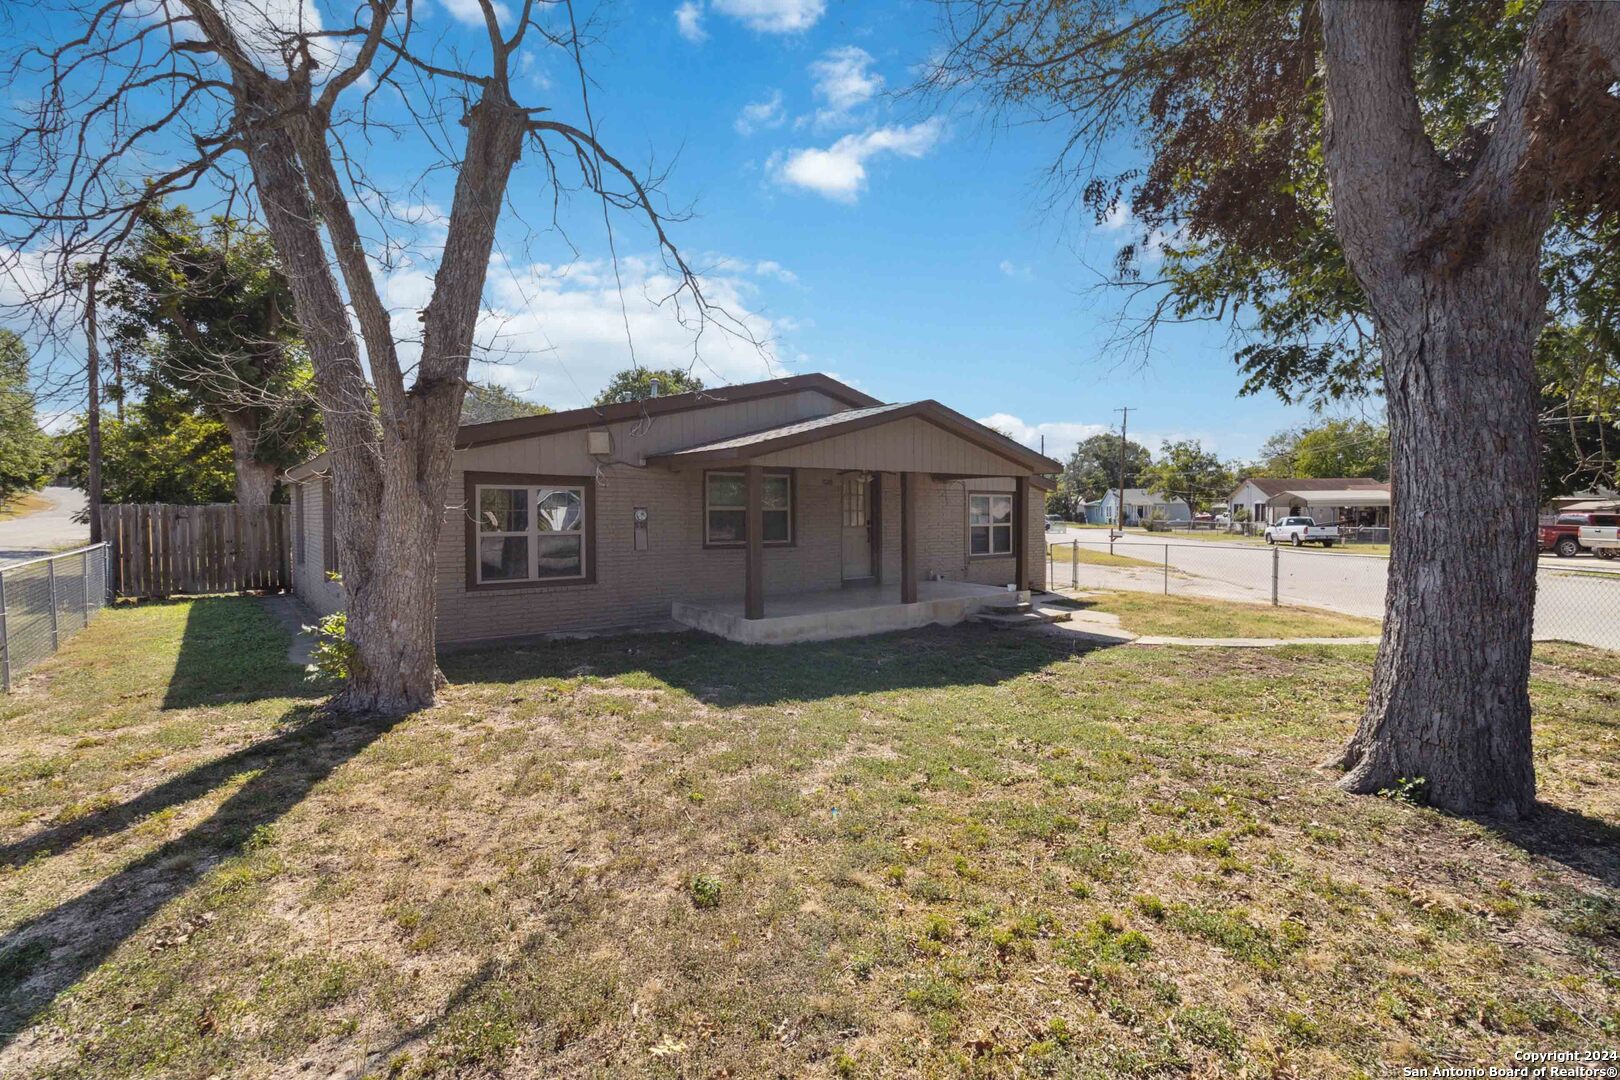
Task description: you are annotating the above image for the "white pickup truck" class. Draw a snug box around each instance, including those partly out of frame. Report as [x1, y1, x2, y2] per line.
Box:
[1264, 516, 1340, 548]
[1578, 525, 1620, 560]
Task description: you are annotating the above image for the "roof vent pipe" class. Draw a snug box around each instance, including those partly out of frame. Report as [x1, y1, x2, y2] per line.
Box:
[648, 378, 660, 399]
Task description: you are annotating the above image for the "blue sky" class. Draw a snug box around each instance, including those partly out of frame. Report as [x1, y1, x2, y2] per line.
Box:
[14, 0, 1334, 462]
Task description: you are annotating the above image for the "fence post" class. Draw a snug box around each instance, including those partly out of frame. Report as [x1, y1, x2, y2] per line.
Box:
[47, 557, 60, 650]
[1164, 545, 1170, 595]
[0, 567, 9, 693]
[82, 549, 91, 628]
[1271, 545, 1280, 607]
[1071, 540, 1078, 589]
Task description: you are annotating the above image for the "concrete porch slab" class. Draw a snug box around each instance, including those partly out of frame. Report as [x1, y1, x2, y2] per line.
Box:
[672, 580, 1029, 645]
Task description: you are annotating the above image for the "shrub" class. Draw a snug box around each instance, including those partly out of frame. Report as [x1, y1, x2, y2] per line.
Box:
[689, 873, 722, 909]
[304, 611, 355, 681]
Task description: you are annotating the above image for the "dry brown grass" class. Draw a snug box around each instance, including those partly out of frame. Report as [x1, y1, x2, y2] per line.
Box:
[0, 599, 1616, 1078]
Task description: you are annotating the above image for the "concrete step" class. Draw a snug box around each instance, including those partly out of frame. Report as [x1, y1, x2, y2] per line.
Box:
[972, 607, 1073, 629]
[982, 602, 1033, 615]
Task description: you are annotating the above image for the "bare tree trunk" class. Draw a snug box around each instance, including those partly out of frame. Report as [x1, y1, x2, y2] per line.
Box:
[84, 270, 103, 545]
[220, 412, 276, 506]
[1331, 259, 1543, 816]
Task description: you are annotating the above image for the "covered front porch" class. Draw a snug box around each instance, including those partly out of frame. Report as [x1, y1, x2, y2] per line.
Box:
[646, 400, 1060, 644]
[672, 578, 1029, 645]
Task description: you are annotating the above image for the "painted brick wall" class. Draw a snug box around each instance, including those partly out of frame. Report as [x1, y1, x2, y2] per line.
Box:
[294, 464, 1046, 645]
[291, 481, 344, 617]
[434, 464, 848, 646]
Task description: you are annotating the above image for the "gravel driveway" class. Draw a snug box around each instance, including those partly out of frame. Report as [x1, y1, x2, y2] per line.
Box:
[0, 487, 90, 567]
[1043, 529, 1618, 651]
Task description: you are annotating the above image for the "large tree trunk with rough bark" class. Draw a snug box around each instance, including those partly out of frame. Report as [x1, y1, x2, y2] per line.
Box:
[1315, 0, 1620, 817]
[229, 67, 524, 713]
[1331, 259, 1544, 816]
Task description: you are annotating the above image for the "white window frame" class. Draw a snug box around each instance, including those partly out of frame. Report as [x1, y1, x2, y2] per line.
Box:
[705, 470, 794, 546]
[967, 492, 1015, 557]
[474, 483, 588, 585]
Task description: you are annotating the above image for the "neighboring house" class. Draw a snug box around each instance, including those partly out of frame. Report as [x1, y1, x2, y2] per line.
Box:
[1078, 499, 1108, 525]
[1228, 477, 1391, 527]
[286, 374, 1058, 647]
[1096, 488, 1192, 526]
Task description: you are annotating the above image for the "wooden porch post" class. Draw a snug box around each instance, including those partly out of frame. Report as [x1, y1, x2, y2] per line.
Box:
[1014, 475, 1029, 590]
[900, 472, 917, 604]
[745, 464, 764, 620]
[870, 473, 883, 585]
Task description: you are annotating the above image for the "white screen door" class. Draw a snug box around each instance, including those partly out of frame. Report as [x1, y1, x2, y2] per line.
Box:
[841, 475, 873, 581]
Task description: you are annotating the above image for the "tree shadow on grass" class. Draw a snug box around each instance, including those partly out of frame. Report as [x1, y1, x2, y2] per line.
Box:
[160, 595, 325, 710]
[0, 706, 400, 1048]
[0, 596, 372, 1049]
[440, 623, 1115, 708]
[1487, 803, 1620, 893]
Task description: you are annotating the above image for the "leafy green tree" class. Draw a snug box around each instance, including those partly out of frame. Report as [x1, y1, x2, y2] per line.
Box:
[593, 366, 705, 406]
[1141, 439, 1233, 512]
[0, 331, 51, 508]
[55, 398, 235, 504]
[1062, 433, 1152, 502]
[931, 0, 1620, 815]
[1257, 419, 1390, 481]
[102, 204, 321, 505]
[461, 382, 552, 424]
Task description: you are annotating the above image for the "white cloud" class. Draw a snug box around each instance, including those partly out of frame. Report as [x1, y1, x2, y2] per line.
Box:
[808, 46, 883, 125]
[752, 259, 798, 284]
[709, 0, 825, 33]
[998, 259, 1032, 279]
[376, 254, 798, 412]
[735, 90, 786, 135]
[1098, 203, 1132, 231]
[976, 413, 1108, 464]
[438, 0, 514, 25]
[770, 119, 945, 202]
[674, 0, 706, 42]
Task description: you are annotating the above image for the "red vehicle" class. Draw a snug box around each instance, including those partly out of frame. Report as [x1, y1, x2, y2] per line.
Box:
[1540, 512, 1620, 558]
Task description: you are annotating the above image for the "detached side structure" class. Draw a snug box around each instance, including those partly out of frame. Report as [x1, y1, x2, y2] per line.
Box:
[286, 374, 1057, 646]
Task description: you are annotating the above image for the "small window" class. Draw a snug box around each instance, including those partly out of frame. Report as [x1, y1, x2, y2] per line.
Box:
[842, 475, 869, 528]
[968, 493, 1015, 556]
[706, 471, 792, 545]
[475, 483, 587, 584]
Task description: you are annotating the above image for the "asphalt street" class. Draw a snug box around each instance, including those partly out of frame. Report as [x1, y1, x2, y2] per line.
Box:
[1044, 528, 1618, 651]
[0, 488, 90, 567]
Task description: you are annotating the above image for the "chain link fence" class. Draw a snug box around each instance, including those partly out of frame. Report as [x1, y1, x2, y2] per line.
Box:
[1047, 536, 1619, 651]
[1, 544, 111, 691]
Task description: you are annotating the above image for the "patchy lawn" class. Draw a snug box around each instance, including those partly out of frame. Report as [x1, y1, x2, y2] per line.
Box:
[1048, 544, 1163, 570]
[1076, 591, 1383, 639]
[1, 598, 1617, 1079]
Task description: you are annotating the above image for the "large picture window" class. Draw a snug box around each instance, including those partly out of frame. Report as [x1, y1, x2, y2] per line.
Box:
[466, 473, 592, 588]
[968, 492, 1014, 556]
[706, 471, 793, 545]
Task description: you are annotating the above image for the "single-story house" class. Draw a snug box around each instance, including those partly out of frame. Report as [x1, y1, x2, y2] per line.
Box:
[1096, 488, 1192, 526]
[1228, 477, 1391, 527]
[286, 373, 1059, 646]
[1078, 499, 1108, 526]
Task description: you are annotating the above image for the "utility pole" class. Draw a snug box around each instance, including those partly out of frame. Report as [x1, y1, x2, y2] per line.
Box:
[1114, 406, 1131, 533]
[84, 265, 103, 545]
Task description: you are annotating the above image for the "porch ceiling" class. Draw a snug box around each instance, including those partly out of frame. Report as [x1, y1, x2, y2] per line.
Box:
[643, 399, 1061, 476]
[1267, 489, 1391, 507]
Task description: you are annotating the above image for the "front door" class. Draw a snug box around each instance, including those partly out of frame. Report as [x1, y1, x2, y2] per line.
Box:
[841, 474, 873, 581]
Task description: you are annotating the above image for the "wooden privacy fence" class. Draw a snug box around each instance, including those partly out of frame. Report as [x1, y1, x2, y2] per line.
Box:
[102, 503, 291, 598]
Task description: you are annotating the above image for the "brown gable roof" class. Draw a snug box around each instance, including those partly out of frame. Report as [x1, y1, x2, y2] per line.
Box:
[455, 373, 880, 450]
[645, 399, 1063, 475]
[1237, 477, 1388, 497]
